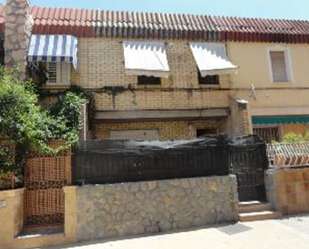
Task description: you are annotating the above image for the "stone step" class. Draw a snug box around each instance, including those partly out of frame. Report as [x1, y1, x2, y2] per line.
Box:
[239, 201, 273, 213]
[239, 210, 282, 222]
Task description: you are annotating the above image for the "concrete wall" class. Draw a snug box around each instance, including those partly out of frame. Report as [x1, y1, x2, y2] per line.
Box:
[265, 167, 309, 215]
[0, 187, 77, 249]
[282, 124, 309, 136]
[228, 42, 309, 89]
[75, 176, 239, 242]
[228, 42, 309, 119]
[0, 188, 24, 246]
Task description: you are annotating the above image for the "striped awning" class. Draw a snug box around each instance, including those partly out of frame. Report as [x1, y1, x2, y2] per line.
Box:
[27, 35, 78, 69]
[190, 43, 238, 76]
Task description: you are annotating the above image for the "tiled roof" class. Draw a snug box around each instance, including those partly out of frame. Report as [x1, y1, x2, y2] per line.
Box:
[1, 4, 309, 43]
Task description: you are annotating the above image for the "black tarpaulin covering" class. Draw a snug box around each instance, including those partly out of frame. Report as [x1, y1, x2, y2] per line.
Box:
[73, 135, 229, 185]
[228, 134, 264, 147]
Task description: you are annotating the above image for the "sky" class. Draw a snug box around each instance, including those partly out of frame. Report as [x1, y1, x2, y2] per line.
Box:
[1, 0, 308, 20]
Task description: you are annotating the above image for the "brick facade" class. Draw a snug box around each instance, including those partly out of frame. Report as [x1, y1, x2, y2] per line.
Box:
[74, 38, 230, 89]
[221, 97, 253, 137]
[41, 37, 251, 140]
[72, 38, 230, 111]
[96, 120, 221, 140]
[69, 38, 250, 140]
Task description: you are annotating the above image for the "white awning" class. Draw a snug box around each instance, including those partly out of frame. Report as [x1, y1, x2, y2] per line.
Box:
[123, 41, 170, 78]
[190, 43, 238, 76]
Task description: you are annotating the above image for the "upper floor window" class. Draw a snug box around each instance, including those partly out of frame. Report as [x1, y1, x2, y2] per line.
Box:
[46, 62, 71, 85]
[198, 70, 219, 85]
[268, 49, 292, 82]
[138, 75, 161, 85]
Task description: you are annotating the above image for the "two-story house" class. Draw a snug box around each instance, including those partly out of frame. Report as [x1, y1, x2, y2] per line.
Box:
[2, 0, 309, 142]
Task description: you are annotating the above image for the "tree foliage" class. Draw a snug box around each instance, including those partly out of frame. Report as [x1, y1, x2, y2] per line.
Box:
[281, 132, 309, 143]
[0, 67, 87, 175]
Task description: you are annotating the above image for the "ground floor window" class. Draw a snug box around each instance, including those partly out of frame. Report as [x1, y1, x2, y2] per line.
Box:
[196, 128, 219, 137]
[253, 125, 281, 143]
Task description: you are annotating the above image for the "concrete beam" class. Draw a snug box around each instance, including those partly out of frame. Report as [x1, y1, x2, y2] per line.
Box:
[96, 109, 229, 121]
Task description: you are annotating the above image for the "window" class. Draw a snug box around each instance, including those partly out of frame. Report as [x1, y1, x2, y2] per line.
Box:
[137, 75, 161, 85]
[196, 128, 218, 137]
[253, 126, 281, 143]
[46, 62, 71, 85]
[268, 49, 291, 82]
[198, 70, 220, 85]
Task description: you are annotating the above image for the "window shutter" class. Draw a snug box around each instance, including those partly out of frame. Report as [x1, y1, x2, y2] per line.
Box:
[270, 51, 288, 82]
[47, 62, 71, 85]
[47, 62, 58, 84]
[59, 63, 71, 85]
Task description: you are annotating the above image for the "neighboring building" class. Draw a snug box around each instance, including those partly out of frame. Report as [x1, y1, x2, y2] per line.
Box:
[1, 1, 309, 141]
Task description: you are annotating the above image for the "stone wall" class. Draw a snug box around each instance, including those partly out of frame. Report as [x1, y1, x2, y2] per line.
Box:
[4, 0, 33, 79]
[76, 175, 238, 242]
[265, 167, 309, 215]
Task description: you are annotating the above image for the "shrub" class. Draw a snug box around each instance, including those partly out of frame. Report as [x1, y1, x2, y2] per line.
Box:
[282, 132, 307, 143]
[0, 67, 87, 177]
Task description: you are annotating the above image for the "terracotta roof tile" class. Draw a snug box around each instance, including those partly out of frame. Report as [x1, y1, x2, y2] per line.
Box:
[1, 4, 309, 42]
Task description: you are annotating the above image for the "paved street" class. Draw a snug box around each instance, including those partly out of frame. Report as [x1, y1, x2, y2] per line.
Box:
[48, 215, 309, 249]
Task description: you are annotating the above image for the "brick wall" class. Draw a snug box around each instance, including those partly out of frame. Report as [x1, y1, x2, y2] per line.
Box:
[69, 38, 252, 139]
[222, 97, 253, 137]
[94, 90, 229, 111]
[73, 38, 230, 111]
[96, 120, 220, 140]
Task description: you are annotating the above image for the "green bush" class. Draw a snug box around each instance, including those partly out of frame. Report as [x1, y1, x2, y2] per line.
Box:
[0, 67, 87, 175]
[281, 132, 308, 143]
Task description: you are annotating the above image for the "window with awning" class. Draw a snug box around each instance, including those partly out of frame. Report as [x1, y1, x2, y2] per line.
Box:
[189, 43, 238, 77]
[122, 41, 170, 78]
[27, 35, 78, 85]
[27, 35, 78, 70]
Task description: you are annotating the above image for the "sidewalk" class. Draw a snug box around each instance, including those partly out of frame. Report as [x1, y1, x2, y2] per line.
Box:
[49, 215, 309, 249]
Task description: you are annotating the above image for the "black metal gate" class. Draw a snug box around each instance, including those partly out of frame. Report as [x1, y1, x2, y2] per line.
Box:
[229, 135, 269, 202]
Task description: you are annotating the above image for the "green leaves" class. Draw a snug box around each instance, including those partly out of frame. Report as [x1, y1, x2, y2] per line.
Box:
[0, 67, 87, 173]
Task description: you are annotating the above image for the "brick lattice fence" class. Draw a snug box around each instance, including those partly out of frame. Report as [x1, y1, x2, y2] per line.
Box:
[24, 141, 71, 228]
